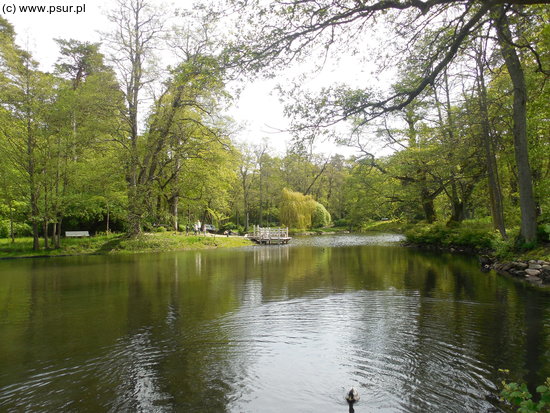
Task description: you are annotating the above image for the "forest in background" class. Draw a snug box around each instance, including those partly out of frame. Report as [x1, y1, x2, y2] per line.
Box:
[0, 1, 549, 252]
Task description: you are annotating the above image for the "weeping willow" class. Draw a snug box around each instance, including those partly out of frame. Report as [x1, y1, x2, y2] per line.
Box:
[279, 188, 318, 229]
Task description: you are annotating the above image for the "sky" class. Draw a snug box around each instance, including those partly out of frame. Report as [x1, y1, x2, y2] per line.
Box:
[4, 0, 383, 158]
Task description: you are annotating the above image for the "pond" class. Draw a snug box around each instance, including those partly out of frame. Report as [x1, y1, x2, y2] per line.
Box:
[0, 234, 549, 412]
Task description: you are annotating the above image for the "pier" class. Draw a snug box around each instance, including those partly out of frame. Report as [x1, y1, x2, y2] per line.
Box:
[249, 226, 292, 245]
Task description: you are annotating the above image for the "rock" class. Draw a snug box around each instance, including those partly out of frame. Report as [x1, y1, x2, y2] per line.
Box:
[526, 276, 542, 284]
[515, 262, 528, 269]
[542, 265, 550, 271]
[525, 269, 541, 276]
[515, 270, 527, 277]
[528, 263, 542, 270]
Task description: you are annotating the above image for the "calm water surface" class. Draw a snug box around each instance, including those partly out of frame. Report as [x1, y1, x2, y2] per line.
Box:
[1, 234, 549, 412]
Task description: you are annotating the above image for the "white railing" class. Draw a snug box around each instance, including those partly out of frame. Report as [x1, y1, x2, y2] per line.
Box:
[251, 226, 289, 239]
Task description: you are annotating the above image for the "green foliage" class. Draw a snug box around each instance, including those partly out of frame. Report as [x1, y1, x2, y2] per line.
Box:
[279, 188, 315, 228]
[279, 188, 321, 229]
[360, 219, 405, 233]
[500, 373, 550, 413]
[311, 202, 331, 228]
[405, 221, 497, 250]
[0, 220, 32, 238]
[538, 224, 550, 243]
[333, 218, 350, 228]
[2, 4, 550, 248]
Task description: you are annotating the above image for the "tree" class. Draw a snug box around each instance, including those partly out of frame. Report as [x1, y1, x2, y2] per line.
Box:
[103, 0, 164, 235]
[493, 6, 538, 243]
[279, 188, 317, 229]
[471, 38, 507, 238]
[0, 17, 54, 249]
[227, 0, 549, 242]
[48, 39, 124, 247]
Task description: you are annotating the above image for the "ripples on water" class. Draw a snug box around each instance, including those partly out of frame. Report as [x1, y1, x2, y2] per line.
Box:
[0, 234, 548, 412]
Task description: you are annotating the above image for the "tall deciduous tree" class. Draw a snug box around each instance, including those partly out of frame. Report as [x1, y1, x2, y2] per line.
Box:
[146, 55, 234, 231]
[0, 17, 54, 250]
[49, 39, 123, 247]
[104, 0, 164, 235]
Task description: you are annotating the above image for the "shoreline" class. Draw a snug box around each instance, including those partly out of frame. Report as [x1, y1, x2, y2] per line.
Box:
[3, 231, 549, 288]
[0, 232, 254, 260]
[492, 260, 550, 287]
[405, 241, 550, 287]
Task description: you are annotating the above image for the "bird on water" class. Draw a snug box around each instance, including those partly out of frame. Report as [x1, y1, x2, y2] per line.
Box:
[346, 388, 359, 412]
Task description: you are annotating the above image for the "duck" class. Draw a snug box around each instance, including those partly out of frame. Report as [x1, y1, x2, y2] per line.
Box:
[346, 387, 360, 403]
[346, 387, 360, 413]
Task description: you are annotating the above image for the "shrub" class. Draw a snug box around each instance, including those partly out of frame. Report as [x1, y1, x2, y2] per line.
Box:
[312, 202, 331, 228]
[0, 220, 33, 238]
[500, 374, 550, 413]
[333, 218, 349, 228]
[538, 224, 550, 243]
[405, 222, 497, 250]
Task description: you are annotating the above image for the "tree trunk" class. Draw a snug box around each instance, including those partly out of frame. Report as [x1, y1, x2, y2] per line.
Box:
[106, 203, 110, 233]
[172, 154, 180, 232]
[495, 7, 537, 243]
[127, 184, 143, 235]
[259, 171, 264, 227]
[43, 220, 49, 249]
[421, 188, 436, 223]
[28, 126, 40, 250]
[449, 201, 465, 224]
[9, 204, 14, 243]
[55, 219, 62, 248]
[475, 44, 507, 239]
[172, 195, 179, 232]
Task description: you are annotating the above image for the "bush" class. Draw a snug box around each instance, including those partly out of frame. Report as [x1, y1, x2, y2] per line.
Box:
[500, 373, 550, 413]
[333, 218, 350, 228]
[405, 222, 497, 250]
[0, 219, 33, 238]
[312, 202, 331, 228]
[538, 224, 550, 243]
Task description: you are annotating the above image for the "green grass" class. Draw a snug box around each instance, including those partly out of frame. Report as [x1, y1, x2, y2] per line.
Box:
[0, 232, 253, 259]
[359, 219, 407, 233]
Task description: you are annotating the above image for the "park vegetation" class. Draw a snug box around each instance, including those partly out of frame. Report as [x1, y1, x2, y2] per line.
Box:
[0, 1, 549, 258]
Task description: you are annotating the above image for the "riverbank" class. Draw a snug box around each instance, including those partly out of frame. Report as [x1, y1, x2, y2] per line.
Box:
[0, 232, 253, 259]
[402, 221, 550, 286]
[290, 219, 407, 236]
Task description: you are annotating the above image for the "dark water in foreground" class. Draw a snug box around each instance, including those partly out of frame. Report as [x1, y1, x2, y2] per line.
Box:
[0, 234, 549, 412]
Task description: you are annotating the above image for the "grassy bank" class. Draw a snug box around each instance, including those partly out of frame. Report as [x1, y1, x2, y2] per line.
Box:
[359, 219, 408, 233]
[289, 219, 406, 235]
[404, 220, 550, 261]
[0, 232, 253, 259]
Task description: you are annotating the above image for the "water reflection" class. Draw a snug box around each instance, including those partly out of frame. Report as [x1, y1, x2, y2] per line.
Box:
[0, 235, 548, 412]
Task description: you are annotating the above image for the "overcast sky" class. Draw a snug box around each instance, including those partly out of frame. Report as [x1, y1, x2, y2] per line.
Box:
[5, 0, 383, 157]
